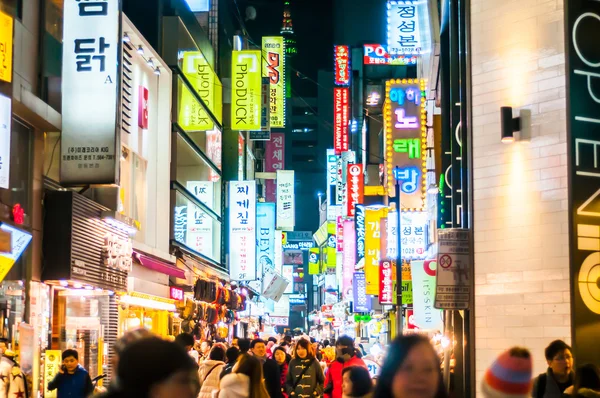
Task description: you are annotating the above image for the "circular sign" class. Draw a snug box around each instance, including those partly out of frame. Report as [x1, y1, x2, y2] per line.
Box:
[439, 254, 452, 269]
[348, 164, 362, 176]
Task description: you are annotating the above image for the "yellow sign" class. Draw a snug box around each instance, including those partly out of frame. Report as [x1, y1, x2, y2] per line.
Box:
[231, 50, 262, 131]
[364, 207, 388, 295]
[44, 350, 62, 398]
[262, 37, 285, 128]
[0, 11, 12, 83]
[179, 52, 222, 131]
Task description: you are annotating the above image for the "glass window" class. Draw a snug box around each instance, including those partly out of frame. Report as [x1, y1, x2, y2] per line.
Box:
[173, 190, 221, 263]
[175, 132, 221, 216]
[0, 119, 32, 220]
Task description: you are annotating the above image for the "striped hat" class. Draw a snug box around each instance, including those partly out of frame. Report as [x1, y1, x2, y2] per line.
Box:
[481, 347, 533, 398]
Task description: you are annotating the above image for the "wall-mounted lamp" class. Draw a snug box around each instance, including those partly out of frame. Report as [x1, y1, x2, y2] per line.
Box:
[154, 67, 161, 76]
[147, 57, 155, 68]
[123, 33, 130, 43]
[501, 106, 521, 144]
[137, 45, 144, 55]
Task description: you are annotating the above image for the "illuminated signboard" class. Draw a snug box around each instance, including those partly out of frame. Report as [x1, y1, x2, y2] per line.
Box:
[0, 224, 32, 282]
[186, 181, 214, 258]
[170, 287, 184, 301]
[355, 204, 366, 264]
[364, 207, 388, 295]
[388, 211, 428, 259]
[185, 0, 210, 12]
[231, 50, 261, 131]
[353, 272, 371, 313]
[0, 94, 11, 189]
[387, 1, 423, 55]
[364, 44, 418, 65]
[385, 79, 427, 211]
[334, 45, 351, 86]
[265, 133, 285, 202]
[342, 220, 355, 300]
[0, 11, 13, 83]
[257, 202, 276, 276]
[379, 260, 394, 304]
[347, 164, 364, 217]
[262, 36, 285, 128]
[276, 170, 295, 230]
[334, 87, 349, 155]
[228, 181, 257, 281]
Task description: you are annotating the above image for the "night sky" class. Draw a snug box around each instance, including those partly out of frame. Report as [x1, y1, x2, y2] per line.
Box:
[238, 0, 334, 97]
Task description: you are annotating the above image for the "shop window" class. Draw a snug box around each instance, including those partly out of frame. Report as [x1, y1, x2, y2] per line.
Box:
[119, 146, 147, 242]
[173, 190, 221, 264]
[175, 132, 221, 216]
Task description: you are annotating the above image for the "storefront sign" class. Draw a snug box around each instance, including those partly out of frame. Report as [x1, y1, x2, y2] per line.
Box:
[363, 44, 418, 66]
[379, 260, 394, 304]
[308, 247, 320, 275]
[138, 86, 149, 129]
[334, 45, 351, 86]
[265, 133, 285, 202]
[186, 181, 214, 257]
[342, 220, 355, 300]
[288, 293, 306, 305]
[282, 264, 294, 293]
[180, 51, 221, 131]
[228, 181, 257, 280]
[276, 170, 295, 230]
[412, 260, 443, 330]
[364, 207, 388, 295]
[385, 79, 427, 210]
[231, 50, 261, 130]
[565, 0, 600, 364]
[283, 241, 314, 250]
[274, 230, 283, 274]
[387, 1, 423, 55]
[355, 204, 366, 264]
[336, 156, 345, 205]
[347, 164, 364, 217]
[434, 229, 470, 309]
[257, 203, 276, 274]
[326, 150, 339, 212]
[262, 272, 288, 302]
[0, 94, 11, 189]
[170, 286, 184, 301]
[333, 87, 350, 155]
[0, 224, 32, 282]
[401, 261, 413, 305]
[44, 350, 62, 398]
[61, 0, 120, 185]
[262, 36, 285, 128]
[336, 216, 344, 252]
[353, 272, 371, 313]
[388, 211, 428, 259]
[101, 233, 133, 272]
[0, 11, 12, 83]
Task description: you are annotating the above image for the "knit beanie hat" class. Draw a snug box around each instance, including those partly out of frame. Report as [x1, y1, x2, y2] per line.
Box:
[481, 347, 533, 398]
[117, 337, 198, 396]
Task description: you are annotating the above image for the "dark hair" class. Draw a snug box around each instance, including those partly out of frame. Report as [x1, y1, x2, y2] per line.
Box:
[238, 338, 251, 354]
[226, 347, 240, 364]
[209, 345, 226, 361]
[323, 340, 330, 347]
[268, 337, 277, 344]
[62, 349, 79, 361]
[280, 341, 290, 348]
[310, 337, 316, 343]
[574, 364, 600, 393]
[373, 335, 447, 398]
[336, 335, 354, 348]
[544, 340, 572, 361]
[342, 366, 373, 397]
[509, 347, 531, 359]
[294, 338, 315, 359]
[251, 338, 266, 349]
[174, 333, 195, 348]
[284, 335, 292, 343]
[273, 347, 287, 363]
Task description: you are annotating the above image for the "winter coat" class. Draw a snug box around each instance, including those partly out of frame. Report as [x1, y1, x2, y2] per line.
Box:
[216, 373, 250, 398]
[259, 358, 283, 398]
[574, 389, 600, 398]
[285, 358, 324, 398]
[220, 363, 235, 380]
[48, 365, 94, 398]
[324, 356, 367, 398]
[198, 360, 225, 398]
[532, 369, 574, 398]
[278, 362, 289, 398]
[0, 357, 28, 398]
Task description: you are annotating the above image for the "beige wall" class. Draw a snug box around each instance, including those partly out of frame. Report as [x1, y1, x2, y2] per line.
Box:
[470, 0, 570, 390]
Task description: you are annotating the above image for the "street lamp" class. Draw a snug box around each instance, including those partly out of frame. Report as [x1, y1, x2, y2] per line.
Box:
[394, 167, 403, 336]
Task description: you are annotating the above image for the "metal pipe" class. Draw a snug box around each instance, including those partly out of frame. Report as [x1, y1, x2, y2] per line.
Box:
[395, 168, 403, 336]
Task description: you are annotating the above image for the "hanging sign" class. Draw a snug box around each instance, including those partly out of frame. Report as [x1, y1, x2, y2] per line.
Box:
[379, 260, 394, 304]
[228, 181, 257, 280]
[353, 272, 371, 313]
[355, 204, 366, 265]
[334, 88, 350, 155]
[0, 94, 11, 189]
[347, 164, 364, 217]
[0, 11, 13, 83]
[257, 202, 276, 275]
[387, 0, 423, 55]
[231, 50, 261, 130]
[186, 181, 214, 258]
[412, 260, 443, 330]
[265, 133, 285, 202]
[334, 45, 351, 86]
[276, 170, 295, 230]
[434, 229, 471, 310]
[342, 220, 356, 300]
[44, 350, 62, 398]
[262, 36, 285, 128]
[364, 207, 388, 295]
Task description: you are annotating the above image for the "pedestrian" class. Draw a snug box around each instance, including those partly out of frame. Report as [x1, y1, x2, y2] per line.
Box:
[342, 366, 373, 398]
[273, 347, 289, 398]
[218, 354, 269, 398]
[565, 364, 600, 397]
[99, 337, 200, 398]
[532, 340, 575, 397]
[200, 340, 213, 361]
[47, 349, 94, 398]
[480, 347, 532, 398]
[373, 335, 447, 398]
[279, 342, 293, 364]
[198, 345, 226, 398]
[220, 347, 240, 380]
[238, 338, 251, 355]
[285, 338, 324, 397]
[231, 337, 239, 349]
[176, 333, 200, 364]
[324, 335, 367, 398]
[251, 338, 283, 398]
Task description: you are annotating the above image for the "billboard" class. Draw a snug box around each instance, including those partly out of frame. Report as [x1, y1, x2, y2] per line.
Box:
[61, 0, 120, 185]
[334, 45, 351, 86]
[334, 87, 350, 155]
[257, 203, 276, 275]
[276, 170, 295, 230]
[347, 164, 364, 217]
[231, 50, 261, 130]
[388, 211, 428, 259]
[387, 1, 423, 55]
[342, 220, 356, 300]
[363, 44, 418, 65]
[385, 79, 427, 210]
[379, 260, 394, 304]
[262, 36, 285, 128]
[265, 133, 285, 202]
[364, 207, 388, 295]
[228, 181, 257, 280]
[0, 11, 13, 83]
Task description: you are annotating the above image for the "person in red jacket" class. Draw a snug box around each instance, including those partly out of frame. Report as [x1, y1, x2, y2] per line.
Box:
[324, 336, 368, 398]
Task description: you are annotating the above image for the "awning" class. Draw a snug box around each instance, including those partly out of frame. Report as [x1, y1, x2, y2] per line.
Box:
[133, 251, 186, 279]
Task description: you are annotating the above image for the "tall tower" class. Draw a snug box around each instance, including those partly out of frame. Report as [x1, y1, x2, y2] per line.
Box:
[281, 0, 297, 98]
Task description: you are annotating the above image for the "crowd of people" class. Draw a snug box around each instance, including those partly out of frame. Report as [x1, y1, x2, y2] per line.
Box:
[44, 331, 600, 398]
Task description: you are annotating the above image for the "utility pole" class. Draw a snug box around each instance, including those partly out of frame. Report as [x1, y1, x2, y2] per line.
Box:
[394, 167, 403, 336]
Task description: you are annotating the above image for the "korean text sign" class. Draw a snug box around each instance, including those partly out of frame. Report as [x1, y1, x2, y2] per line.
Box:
[364, 207, 388, 295]
[334, 45, 351, 86]
[363, 44, 417, 66]
[334, 87, 350, 155]
[347, 164, 364, 217]
[61, 0, 120, 185]
[262, 37, 285, 128]
[388, 211, 428, 259]
[228, 181, 257, 280]
[0, 94, 10, 189]
[276, 170, 295, 230]
[355, 204, 366, 264]
[186, 182, 214, 259]
[353, 272, 371, 313]
[0, 11, 13, 83]
[385, 79, 427, 210]
[387, 1, 423, 55]
[231, 50, 261, 130]
[379, 260, 394, 304]
[265, 133, 285, 202]
[257, 203, 276, 277]
[342, 220, 356, 300]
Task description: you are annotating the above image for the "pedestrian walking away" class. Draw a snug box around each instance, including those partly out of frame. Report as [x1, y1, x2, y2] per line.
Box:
[198, 345, 226, 398]
[217, 354, 269, 398]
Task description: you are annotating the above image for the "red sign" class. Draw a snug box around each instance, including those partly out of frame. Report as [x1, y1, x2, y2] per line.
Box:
[406, 309, 418, 329]
[379, 260, 394, 304]
[265, 133, 285, 202]
[334, 45, 351, 85]
[347, 164, 364, 217]
[170, 287, 184, 301]
[138, 86, 149, 129]
[363, 44, 418, 66]
[334, 87, 349, 155]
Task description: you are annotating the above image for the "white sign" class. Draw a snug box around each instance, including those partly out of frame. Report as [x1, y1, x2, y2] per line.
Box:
[388, 212, 427, 260]
[282, 264, 293, 294]
[228, 181, 257, 281]
[326, 149, 338, 205]
[412, 260, 444, 330]
[0, 94, 11, 189]
[61, 0, 120, 185]
[257, 203, 276, 274]
[274, 230, 283, 274]
[186, 182, 214, 258]
[102, 233, 133, 272]
[327, 204, 343, 222]
[435, 229, 471, 310]
[273, 294, 289, 317]
[262, 271, 289, 302]
[276, 170, 295, 230]
[184, 0, 210, 12]
[387, 0, 423, 55]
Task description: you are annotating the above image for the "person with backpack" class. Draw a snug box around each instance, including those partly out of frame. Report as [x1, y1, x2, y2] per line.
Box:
[198, 345, 226, 398]
[285, 338, 324, 397]
[532, 340, 575, 398]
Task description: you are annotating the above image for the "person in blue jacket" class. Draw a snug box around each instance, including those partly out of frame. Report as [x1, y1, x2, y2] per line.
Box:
[48, 349, 94, 398]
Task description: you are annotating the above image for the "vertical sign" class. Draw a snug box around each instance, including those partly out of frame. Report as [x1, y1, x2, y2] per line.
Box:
[228, 181, 257, 280]
[379, 260, 394, 304]
[231, 50, 261, 130]
[333, 87, 350, 155]
[434, 229, 470, 309]
[276, 170, 295, 230]
[342, 220, 356, 300]
[326, 149, 338, 205]
[385, 79, 427, 210]
[355, 204, 366, 265]
[138, 86, 149, 129]
[411, 260, 443, 330]
[262, 36, 285, 128]
[336, 216, 344, 252]
[353, 272, 371, 313]
[564, 0, 600, 364]
[334, 45, 351, 86]
[364, 207, 388, 295]
[186, 182, 214, 258]
[347, 164, 364, 217]
[61, 0, 120, 185]
[0, 11, 13, 83]
[274, 230, 283, 274]
[390, 212, 428, 259]
[265, 133, 285, 202]
[256, 203, 276, 276]
[44, 350, 62, 398]
[308, 247, 320, 275]
[180, 51, 221, 131]
[0, 94, 11, 189]
[387, 0, 423, 55]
